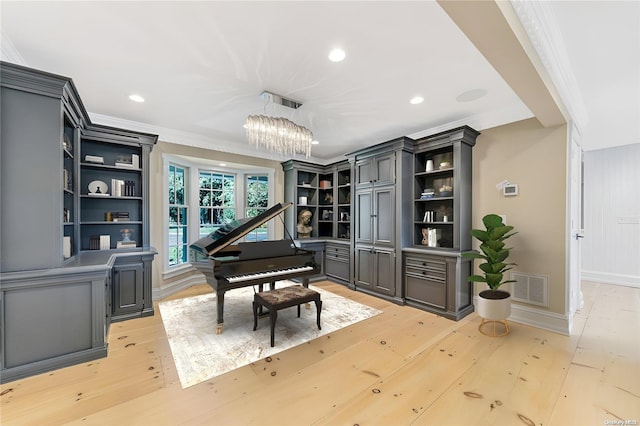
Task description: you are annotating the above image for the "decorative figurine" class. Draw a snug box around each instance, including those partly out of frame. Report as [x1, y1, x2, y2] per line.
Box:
[297, 209, 313, 238]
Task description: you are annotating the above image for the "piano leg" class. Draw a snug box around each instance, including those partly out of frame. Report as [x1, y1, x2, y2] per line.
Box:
[216, 289, 226, 334]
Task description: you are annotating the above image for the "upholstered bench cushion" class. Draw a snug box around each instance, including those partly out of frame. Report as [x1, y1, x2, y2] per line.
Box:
[253, 285, 322, 347]
[257, 285, 318, 306]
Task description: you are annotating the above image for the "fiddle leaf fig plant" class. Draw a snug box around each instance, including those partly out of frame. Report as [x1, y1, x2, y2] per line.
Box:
[463, 214, 518, 291]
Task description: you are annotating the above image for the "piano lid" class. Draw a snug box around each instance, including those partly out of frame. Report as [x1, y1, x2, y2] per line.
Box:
[189, 202, 292, 257]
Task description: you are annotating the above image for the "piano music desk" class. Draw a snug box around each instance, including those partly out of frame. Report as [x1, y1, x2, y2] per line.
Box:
[252, 286, 322, 347]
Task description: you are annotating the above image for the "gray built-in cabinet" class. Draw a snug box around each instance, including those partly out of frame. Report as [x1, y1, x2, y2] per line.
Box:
[347, 137, 414, 303]
[0, 62, 157, 383]
[404, 126, 479, 320]
[281, 160, 352, 284]
[283, 128, 478, 321]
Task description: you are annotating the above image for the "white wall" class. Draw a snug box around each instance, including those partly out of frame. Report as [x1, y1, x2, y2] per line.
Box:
[582, 143, 640, 287]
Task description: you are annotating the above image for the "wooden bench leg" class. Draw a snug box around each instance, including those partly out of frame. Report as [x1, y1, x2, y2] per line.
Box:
[315, 298, 322, 330]
[252, 301, 259, 331]
[269, 309, 277, 347]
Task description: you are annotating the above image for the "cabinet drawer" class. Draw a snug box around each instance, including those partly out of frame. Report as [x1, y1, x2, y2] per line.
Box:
[405, 255, 446, 272]
[325, 244, 350, 261]
[405, 266, 446, 282]
[405, 275, 446, 309]
[326, 257, 350, 281]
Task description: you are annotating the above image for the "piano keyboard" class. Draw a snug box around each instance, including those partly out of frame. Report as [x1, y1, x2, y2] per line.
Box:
[227, 265, 314, 283]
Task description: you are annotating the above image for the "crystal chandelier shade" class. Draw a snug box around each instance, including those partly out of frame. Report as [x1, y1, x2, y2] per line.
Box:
[245, 115, 313, 158]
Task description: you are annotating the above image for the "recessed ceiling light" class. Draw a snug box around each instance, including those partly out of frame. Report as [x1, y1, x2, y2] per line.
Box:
[219, 163, 227, 167]
[311, 140, 320, 145]
[456, 89, 487, 102]
[328, 48, 346, 62]
[410, 96, 424, 105]
[129, 94, 145, 103]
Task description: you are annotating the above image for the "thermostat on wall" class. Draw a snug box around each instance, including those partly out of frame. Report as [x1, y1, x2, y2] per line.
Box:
[503, 184, 518, 196]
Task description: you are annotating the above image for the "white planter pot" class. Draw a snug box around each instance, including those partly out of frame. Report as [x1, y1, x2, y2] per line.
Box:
[476, 290, 511, 320]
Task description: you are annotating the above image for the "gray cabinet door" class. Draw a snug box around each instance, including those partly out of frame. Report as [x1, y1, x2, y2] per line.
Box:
[356, 187, 394, 246]
[355, 190, 373, 244]
[354, 247, 374, 289]
[374, 153, 395, 186]
[112, 261, 144, 317]
[374, 249, 395, 296]
[374, 186, 395, 246]
[355, 153, 395, 187]
[355, 158, 374, 186]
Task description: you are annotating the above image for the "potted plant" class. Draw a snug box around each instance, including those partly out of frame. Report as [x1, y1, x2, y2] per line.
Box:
[463, 214, 517, 335]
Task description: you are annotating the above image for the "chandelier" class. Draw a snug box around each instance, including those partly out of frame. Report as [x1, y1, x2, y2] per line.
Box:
[245, 92, 313, 158]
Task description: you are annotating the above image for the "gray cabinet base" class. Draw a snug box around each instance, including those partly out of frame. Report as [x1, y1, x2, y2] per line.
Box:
[404, 299, 475, 321]
[1, 346, 108, 384]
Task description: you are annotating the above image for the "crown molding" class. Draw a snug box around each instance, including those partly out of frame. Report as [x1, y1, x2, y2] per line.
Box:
[509, 0, 588, 135]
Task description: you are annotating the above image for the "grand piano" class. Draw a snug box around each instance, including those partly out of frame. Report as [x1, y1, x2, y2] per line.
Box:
[190, 202, 319, 333]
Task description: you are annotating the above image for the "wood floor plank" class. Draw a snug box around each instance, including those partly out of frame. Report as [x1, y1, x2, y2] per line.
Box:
[1, 280, 637, 426]
[548, 282, 640, 426]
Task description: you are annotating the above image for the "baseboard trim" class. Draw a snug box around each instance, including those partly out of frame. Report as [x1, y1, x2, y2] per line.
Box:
[473, 296, 571, 336]
[581, 271, 640, 288]
[1, 346, 108, 384]
[153, 273, 206, 300]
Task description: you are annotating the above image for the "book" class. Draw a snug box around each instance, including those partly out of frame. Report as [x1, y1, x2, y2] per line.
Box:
[99, 235, 111, 250]
[117, 240, 137, 249]
[85, 155, 104, 164]
[112, 211, 130, 222]
[111, 179, 125, 197]
[131, 154, 139, 168]
[63, 236, 71, 258]
[124, 180, 135, 196]
[90, 235, 101, 250]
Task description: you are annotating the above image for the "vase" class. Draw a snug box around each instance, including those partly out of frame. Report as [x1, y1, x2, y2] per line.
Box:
[476, 289, 511, 336]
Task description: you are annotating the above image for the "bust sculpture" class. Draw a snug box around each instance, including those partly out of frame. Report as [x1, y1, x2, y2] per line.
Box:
[296, 209, 313, 238]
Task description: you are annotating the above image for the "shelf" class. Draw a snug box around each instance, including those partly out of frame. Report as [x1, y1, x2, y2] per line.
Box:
[415, 197, 454, 202]
[415, 168, 453, 176]
[81, 221, 143, 225]
[81, 162, 141, 172]
[81, 195, 142, 200]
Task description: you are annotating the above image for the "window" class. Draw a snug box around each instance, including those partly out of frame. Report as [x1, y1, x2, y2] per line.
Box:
[245, 175, 269, 241]
[164, 155, 274, 273]
[199, 171, 235, 238]
[168, 164, 188, 266]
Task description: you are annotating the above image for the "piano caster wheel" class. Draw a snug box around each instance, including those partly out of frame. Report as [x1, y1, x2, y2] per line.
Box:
[216, 325, 223, 335]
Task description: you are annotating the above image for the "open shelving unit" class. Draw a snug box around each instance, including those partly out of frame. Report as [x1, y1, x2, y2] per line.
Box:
[413, 147, 456, 249]
[282, 160, 351, 241]
[79, 139, 145, 251]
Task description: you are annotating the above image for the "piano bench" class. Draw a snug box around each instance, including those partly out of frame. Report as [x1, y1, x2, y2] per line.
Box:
[252, 286, 322, 347]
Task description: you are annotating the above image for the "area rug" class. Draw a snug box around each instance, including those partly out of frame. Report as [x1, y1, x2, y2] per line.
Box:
[159, 282, 381, 388]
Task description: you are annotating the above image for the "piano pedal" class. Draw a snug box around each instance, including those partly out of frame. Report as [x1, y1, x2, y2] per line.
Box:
[216, 324, 223, 335]
[305, 302, 310, 309]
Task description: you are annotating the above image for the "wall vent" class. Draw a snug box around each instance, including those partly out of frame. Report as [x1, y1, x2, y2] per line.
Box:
[509, 271, 549, 307]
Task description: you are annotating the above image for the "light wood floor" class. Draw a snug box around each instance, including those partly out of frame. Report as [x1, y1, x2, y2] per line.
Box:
[1, 280, 638, 426]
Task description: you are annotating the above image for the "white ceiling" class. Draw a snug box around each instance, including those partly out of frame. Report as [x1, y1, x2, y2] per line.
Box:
[1, 1, 638, 163]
